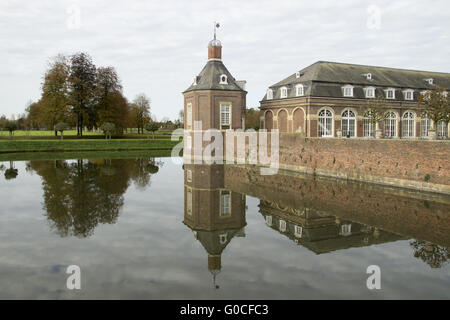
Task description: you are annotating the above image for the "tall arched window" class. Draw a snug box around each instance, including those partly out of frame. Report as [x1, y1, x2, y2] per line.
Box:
[437, 121, 448, 139]
[363, 112, 375, 138]
[384, 112, 397, 138]
[421, 114, 431, 138]
[342, 110, 356, 137]
[266, 89, 273, 100]
[318, 109, 333, 137]
[402, 112, 415, 138]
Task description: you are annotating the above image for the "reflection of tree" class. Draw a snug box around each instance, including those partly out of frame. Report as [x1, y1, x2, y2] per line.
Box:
[410, 240, 450, 268]
[29, 158, 161, 238]
[4, 161, 18, 180]
[127, 158, 162, 190]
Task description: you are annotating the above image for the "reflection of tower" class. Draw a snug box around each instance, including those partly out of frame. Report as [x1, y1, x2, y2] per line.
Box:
[184, 164, 246, 289]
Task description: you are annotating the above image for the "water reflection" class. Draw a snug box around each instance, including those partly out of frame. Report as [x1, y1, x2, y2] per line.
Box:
[183, 163, 450, 278]
[27, 158, 162, 237]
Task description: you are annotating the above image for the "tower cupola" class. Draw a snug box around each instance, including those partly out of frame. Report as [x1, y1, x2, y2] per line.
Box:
[208, 22, 222, 61]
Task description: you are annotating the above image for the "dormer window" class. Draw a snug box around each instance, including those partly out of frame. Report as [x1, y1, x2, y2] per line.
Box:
[343, 85, 354, 97]
[295, 71, 300, 78]
[280, 86, 288, 98]
[219, 74, 228, 84]
[365, 87, 375, 98]
[266, 89, 273, 100]
[386, 88, 396, 99]
[403, 89, 414, 101]
[443, 91, 448, 97]
[425, 78, 434, 85]
[295, 84, 304, 96]
[365, 73, 372, 80]
[193, 77, 197, 85]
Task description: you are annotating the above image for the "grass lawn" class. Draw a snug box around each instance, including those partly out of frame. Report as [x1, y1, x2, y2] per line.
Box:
[0, 129, 176, 138]
[0, 139, 182, 154]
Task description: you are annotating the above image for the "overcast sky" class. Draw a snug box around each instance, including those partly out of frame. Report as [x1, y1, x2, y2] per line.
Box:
[1, 0, 449, 121]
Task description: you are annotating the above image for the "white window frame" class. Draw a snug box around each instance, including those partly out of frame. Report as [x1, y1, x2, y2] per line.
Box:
[340, 224, 352, 236]
[186, 187, 192, 215]
[342, 109, 356, 137]
[185, 135, 192, 150]
[318, 108, 334, 137]
[220, 190, 231, 216]
[280, 86, 288, 98]
[294, 225, 303, 238]
[279, 219, 287, 232]
[220, 103, 232, 130]
[366, 73, 372, 80]
[186, 103, 192, 129]
[384, 111, 397, 138]
[266, 89, 273, 100]
[187, 169, 192, 182]
[219, 74, 228, 84]
[403, 89, 414, 101]
[437, 121, 448, 139]
[265, 215, 273, 226]
[425, 78, 434, 85]
[421, 115, 431, 138]
[386, 88, 396, 99]
[402, 111, 415, 138]
[363, 112, 375, 138]
[219, 233, 228, 245]
[343, 85, 354, 97]
[365, 87, 376, 98]
[295, 84, 304, 97]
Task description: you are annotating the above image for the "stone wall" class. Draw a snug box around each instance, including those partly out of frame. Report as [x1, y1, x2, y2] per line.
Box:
[273, 134, 450, 194]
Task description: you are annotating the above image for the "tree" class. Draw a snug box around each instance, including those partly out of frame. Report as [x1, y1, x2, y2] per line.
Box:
[95, 66, 129, 133]
[4, 161, 18, 180]
[131, 94, 151, 134]
[144, 121, 159, 139]
[361, 95, 389, 138]
[410, 240, 450, 268]
[69, 52, 97, 137]
[100, 122, 115, 139]
[40, 55, 71, 135]
[4, 120, 17, 138]
[55, 122, 68, 140]
[245, 108, 260, 130]
[418, 86, 450, 139]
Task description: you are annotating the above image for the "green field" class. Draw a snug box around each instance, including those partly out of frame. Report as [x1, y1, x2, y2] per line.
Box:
[0, 139, 182, 154]
[0, 129, 174, 138]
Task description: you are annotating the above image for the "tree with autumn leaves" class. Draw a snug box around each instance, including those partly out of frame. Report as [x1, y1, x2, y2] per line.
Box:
[27, 52, 151, 137]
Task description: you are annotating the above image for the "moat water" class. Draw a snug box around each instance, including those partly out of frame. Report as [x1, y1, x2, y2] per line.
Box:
[0, 152, 449, 299]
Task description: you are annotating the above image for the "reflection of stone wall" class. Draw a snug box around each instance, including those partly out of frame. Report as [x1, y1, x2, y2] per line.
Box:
[224, 165, 450, 247]
[225, 133, 450, 194]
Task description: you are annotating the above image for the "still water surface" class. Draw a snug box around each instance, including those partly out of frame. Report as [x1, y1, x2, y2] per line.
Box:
[0, 154, 449, 299]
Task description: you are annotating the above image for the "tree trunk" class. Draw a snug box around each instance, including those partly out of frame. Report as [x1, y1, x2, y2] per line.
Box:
[61, 132, 64, 140]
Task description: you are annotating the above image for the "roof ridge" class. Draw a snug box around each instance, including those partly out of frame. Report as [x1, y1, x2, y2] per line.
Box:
[315, 60, 450, 75]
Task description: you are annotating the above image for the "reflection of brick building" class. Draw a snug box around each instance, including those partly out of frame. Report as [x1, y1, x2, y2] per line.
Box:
[183, 164, 246, 288]
[259, 200, 406, 254]
[260, 61, 450, 139]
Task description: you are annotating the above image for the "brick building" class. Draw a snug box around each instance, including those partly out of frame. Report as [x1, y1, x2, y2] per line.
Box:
[183, 33, 246, 133]
[259, 61, 450, 139]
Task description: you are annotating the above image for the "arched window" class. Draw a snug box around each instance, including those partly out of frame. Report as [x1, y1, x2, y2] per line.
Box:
[318, 109, 333, 137]
[421, 114, 431, 138]
[384, 112, 397, 138]
[437, 121, 448, 139]
[402, 112, 415, 138]
[280, 86, 288, 98]
[363, 111, 375, 138]
[295, 84, 304, 96]
[266, 89, 273, 100]
[342, 110, 356, 137]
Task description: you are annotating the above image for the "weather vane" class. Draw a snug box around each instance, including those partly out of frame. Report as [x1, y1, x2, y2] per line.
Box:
[214, 22, 220, 40]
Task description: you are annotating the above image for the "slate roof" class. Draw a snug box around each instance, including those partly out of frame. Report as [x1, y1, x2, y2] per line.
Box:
[262, 61, 450, 101]
[184, 60, 246, 93]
